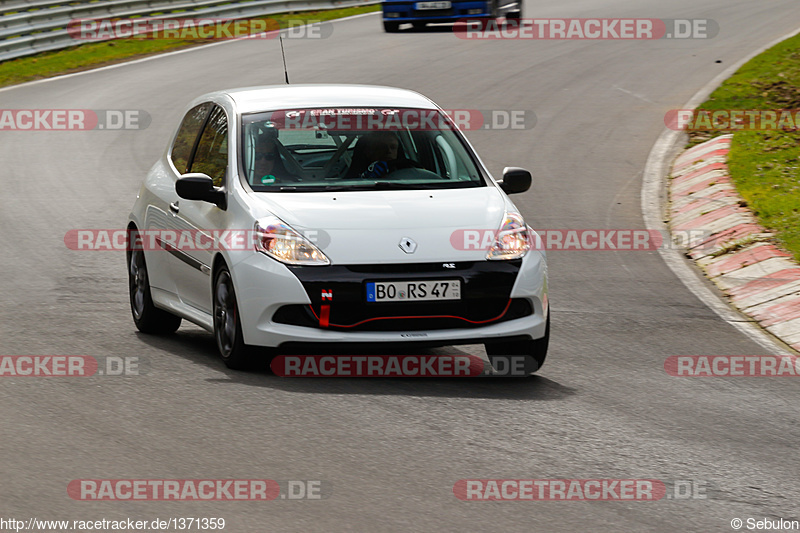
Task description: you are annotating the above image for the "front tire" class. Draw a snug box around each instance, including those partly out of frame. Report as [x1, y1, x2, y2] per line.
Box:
[128, 243, 182, 334]
[213, 266, 257, 370]
[485, 314, 549, 375]
[506, 4, 522, 19]
[383, 21, 400, 32]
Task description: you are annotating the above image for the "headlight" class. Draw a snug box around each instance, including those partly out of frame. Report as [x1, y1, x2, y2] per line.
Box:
[486, 212, 531, 260]
[254, 217, 330, 266]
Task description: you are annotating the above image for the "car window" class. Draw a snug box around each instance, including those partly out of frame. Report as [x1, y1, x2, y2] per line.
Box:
[190, 106, 228, 188]
[170, 102, 212, 174]
[241, 108, 487, 192]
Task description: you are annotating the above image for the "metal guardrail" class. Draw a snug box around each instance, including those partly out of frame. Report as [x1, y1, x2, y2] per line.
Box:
[0, 0, 378, 62]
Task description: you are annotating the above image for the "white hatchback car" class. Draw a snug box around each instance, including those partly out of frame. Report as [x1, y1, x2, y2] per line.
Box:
[127, 85, 548, 372]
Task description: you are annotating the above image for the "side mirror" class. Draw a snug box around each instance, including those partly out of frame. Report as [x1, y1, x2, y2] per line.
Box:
[498, 167, 532, 195]
[176, 173, 226, 210]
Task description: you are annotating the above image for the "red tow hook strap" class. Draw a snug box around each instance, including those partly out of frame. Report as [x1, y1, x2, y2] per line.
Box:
[319, 305, 330, 328]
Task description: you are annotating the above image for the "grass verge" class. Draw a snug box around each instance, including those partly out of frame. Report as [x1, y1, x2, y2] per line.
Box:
[686, 32, 800, 261]
[0, 5, 380, 89]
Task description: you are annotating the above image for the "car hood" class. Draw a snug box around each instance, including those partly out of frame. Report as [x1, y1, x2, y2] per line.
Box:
[249, 187, 510, 263]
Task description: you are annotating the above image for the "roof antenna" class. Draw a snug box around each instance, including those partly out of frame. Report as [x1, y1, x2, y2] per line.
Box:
[279, 35, 290, 84]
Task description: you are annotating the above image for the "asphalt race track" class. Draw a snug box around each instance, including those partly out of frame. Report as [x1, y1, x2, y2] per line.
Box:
[2, 1, 800, 531]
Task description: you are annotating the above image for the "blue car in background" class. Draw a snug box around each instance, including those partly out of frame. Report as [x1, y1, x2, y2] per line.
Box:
[382, 0, 522, 32]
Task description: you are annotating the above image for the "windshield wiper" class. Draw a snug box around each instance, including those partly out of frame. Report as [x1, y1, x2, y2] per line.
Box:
[284, 183, 421, 192]
[367, 181, 443, 190]
[272, 182, 467, 192]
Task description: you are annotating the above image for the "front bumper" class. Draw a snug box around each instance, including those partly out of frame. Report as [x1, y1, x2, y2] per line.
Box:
[233, 251, 547, 349]
[382, 1, 490, 22]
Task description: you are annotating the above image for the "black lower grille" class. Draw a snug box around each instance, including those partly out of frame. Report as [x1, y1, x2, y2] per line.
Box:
[273, 298, 532, 331]
[272, 261, 529, 332]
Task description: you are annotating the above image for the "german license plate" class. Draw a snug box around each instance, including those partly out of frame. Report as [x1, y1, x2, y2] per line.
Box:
[415, 1, 451, 9]
[366, 280, 461, 302]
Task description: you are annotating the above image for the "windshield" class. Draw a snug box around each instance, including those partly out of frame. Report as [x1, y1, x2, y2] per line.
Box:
[241, 107, 487, 192]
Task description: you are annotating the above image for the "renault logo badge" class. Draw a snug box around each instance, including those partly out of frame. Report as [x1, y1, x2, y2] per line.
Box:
[399, 237, 417, 254]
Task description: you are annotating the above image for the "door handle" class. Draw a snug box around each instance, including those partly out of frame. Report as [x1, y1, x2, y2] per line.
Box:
[169, 201, 179, 214]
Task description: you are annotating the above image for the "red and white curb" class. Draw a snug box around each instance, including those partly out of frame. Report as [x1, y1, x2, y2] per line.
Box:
[669, 134, 800, 353]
